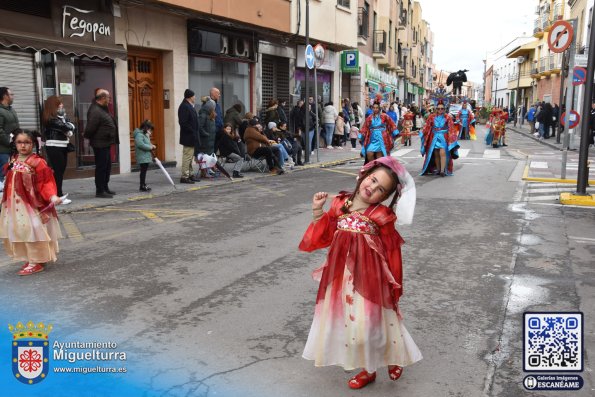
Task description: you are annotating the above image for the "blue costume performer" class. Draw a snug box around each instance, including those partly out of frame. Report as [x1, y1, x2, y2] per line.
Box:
[420, 101, 459, 176]
[456, 102, 474, 140]
[359, 101, 398, 163]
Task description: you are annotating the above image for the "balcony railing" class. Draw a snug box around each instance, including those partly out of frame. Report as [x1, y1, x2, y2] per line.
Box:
[373, 30, 387, 55]
[357, 7, 369, 39]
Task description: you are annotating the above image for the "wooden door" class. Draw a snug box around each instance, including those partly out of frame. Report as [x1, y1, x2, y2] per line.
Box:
[127, 51, 163, 163]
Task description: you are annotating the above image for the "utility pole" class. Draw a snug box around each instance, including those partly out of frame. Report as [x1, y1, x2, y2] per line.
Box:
[304, 0, 310, 164]
[576, 7, 595, 195]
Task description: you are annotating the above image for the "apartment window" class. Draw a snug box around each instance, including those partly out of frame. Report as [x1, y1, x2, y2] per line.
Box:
[389, 21, 392, 47]
[337, 0, 350, 8]
[358, 3, 369, 38]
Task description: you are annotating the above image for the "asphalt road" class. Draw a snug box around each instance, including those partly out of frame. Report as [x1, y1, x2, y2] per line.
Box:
[1, 125, 594, 397]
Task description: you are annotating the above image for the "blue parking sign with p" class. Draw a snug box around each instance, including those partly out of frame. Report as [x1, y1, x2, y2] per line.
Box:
[342, 50, 359, 73]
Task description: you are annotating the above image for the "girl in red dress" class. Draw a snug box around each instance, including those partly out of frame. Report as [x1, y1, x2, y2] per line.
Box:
[299, 156, 421, 389]
[0, 129, 63, 275]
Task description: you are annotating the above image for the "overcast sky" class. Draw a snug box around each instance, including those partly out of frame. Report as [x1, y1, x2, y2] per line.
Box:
[419, 0, 537, 84]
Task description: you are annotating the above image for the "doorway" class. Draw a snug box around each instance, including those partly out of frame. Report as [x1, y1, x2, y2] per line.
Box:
[127, 49, 163, 163]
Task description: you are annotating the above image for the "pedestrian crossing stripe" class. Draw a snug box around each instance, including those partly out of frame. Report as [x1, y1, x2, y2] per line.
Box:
[530, 161, 548, 169]
[457, 149, 470, 158]
[393, 148, 415, 157]
[482, 149, 501, 159]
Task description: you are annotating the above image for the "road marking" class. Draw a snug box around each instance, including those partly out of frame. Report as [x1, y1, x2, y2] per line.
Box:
[527, 187, 566, 194]
[252, 184, 286, 197]
[141, 211, 163, 223]
[458, 149, 470, 158]
[526, 195, 560, 201]
[569, 236, 595, 242]
[320, 168, 358, 177]
[530, 161, 549, 169]
[59, 214, 83, 241]
[483, 149, 501, 159]
[393, 148, 415, 157]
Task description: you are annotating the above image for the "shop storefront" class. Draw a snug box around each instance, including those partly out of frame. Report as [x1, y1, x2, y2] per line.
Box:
[365, 64, 399, 105]
[187, 23, 256, 116]
[0, 1, 126, 178]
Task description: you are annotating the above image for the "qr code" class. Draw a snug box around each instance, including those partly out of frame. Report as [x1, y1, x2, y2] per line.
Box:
[524, 312, 583, 371]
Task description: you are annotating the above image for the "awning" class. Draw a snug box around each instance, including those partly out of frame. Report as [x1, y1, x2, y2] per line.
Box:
[0, 28, 127, 60]
[507, 41, 538, 58]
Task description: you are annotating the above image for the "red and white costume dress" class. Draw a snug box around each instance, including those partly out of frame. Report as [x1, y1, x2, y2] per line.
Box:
[0, 154, 62, 263]
[299, 193, 422, 372]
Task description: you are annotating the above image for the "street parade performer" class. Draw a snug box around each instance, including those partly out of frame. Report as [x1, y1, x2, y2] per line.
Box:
[0, 129, 63, 276]
[299, 156, 422, 390]
[456, 101, 476, 140]
[359, 99, 398, 163]
[400, 111, 415, 146]
[485, 108, 507, 148]
[420, 100, 459, 176]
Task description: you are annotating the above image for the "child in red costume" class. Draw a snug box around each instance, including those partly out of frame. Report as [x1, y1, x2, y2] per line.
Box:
[0, 129, 63, 275]
[299, 156, 421, 389]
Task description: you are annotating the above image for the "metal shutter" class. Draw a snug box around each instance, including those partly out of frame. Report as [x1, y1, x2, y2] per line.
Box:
[261, 55, 289, 117]
[0, 48, 39, 130]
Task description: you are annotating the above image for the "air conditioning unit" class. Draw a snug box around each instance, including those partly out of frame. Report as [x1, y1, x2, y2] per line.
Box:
[234, 38, 250, 58]
[220, 35, 229, 55]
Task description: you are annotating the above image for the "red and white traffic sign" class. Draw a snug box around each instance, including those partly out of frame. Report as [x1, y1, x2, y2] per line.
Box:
[548, 20, 574, 53]
[572, 67, 587, 86]
[560, 110, 581, 129]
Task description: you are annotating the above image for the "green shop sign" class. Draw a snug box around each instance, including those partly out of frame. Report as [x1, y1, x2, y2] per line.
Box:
[341, 50, 359, 73]
[365, 64, 398, 87]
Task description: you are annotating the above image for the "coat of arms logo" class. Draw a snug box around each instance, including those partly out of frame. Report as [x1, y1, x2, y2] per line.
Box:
[9, 321, 52, 385]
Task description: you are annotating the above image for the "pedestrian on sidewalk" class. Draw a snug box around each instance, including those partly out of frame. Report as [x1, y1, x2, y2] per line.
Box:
[526, 104, 536, 133]
[299, 156, 421, 390]
[0, 87, 19, 186]
[42, 95, 75, 205]
[0, 129, 63, 276]
[178, 89, 199, 184]
[84, 88, 119, 197]
[133, 120, 156, 191]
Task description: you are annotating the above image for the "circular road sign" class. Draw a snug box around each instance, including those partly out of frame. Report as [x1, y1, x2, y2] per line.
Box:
[548, 20, 573, 53]
[572, 66, 587, 86]
[314, 44, 325, 60]
[560, 110, 580, 129]
[305, 44, 315, 69]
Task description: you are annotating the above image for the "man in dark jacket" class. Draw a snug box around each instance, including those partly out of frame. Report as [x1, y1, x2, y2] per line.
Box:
[223, 104, 243, 132]
[178, 89, 199, 184]
[84, 89, 119, 198]
[0, 87, 19, 182]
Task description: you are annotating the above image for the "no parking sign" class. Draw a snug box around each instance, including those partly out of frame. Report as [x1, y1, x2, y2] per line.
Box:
[572, 67, 587, 86]
[560, 110, 581, 129]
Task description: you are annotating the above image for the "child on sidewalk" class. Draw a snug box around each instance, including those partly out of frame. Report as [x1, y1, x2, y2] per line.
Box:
[0, 129, 63, 275]
[133, 120, 156, 192]
[349, 124, 359, 151]
[299, 156, 421, 389]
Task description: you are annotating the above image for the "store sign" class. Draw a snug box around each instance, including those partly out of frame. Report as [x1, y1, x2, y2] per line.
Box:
[341, 50, 359, 73]
[365, 64, 398, 87]
[62, 6, 111, 42]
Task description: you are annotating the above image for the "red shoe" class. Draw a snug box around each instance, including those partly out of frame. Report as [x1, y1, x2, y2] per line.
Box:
[388, 365, 403, 381]
[17, 263, 44, 276]
[20, 262, 29, 270]
[348, 370, 376, 389]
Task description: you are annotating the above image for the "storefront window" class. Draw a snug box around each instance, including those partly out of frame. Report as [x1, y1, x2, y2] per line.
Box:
[40, 52, 56, 101]
[294, 69, 332, 104]
[74, 57, 116, 167]
[188, 57, 250, 115]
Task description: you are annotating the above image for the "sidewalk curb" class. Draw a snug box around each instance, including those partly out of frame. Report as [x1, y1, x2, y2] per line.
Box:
[508, 125, 562, 151]
[57, 155, 361, 214]
[521, 165, 595, 185]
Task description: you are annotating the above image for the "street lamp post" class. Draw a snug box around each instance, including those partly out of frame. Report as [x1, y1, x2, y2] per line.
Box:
[515, 56, 525, 127]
